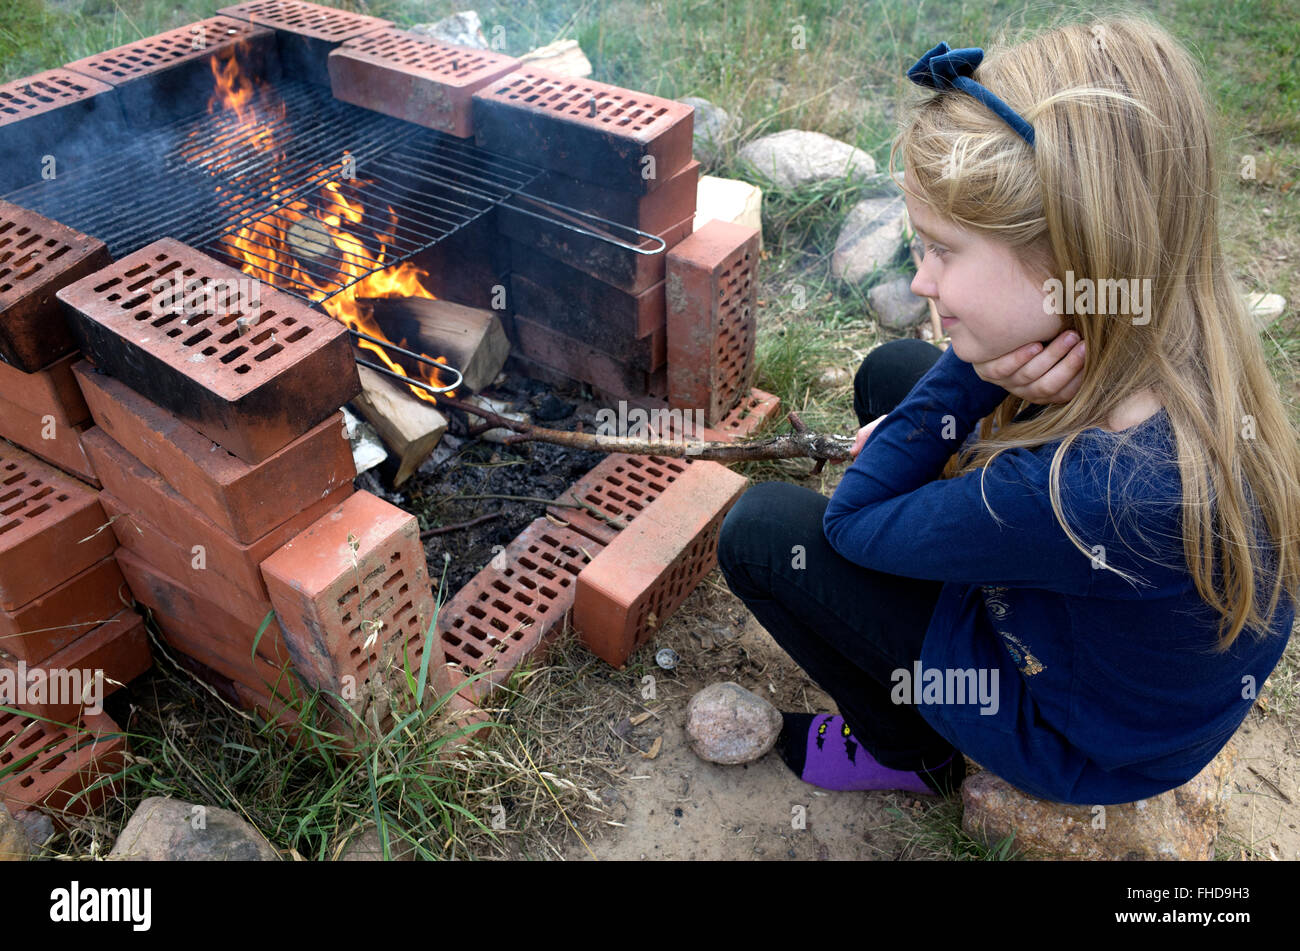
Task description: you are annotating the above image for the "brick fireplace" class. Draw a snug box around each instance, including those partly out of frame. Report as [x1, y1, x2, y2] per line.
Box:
[0, 0, 781, 817]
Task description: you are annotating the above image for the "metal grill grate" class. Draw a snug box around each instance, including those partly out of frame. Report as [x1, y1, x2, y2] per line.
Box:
[2, 80, 543, 303]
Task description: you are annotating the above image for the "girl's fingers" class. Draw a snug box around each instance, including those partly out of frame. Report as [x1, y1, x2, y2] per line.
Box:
[1031, 340, 1086, 402]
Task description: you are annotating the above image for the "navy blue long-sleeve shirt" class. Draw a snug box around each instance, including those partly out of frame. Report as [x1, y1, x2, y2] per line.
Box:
[823, 345, 1294, 804]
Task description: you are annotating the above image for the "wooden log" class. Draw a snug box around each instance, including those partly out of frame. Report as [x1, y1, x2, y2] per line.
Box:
[352, 364, 449, 486]
[359, 297, 510, 394]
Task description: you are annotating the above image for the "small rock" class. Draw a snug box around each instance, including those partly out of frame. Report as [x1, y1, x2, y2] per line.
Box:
[338, 824, 417, 861]
[681, 97, 738, 166]
[961, 741, 1238, 860]
[869, 276, 929, 330]
[108, 797, 280, 861]
[686, 681, 782, 765]
[817, 366, 852, 388]
[831, 195, 907, 285]
[737, 130, 876, 190]
[410, 11, 490, 49]
[0, 804, 30, 861]
[12, 809, 54, 850]
[533, 392, 573, 422]
[519, 38, 592, 78]
[1246, 291, 1286, 327]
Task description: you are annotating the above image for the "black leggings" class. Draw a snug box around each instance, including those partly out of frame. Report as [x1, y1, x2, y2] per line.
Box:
[717, 339, 955, 772]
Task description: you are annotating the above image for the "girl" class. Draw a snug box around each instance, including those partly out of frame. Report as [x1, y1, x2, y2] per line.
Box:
[717, 14, 1300, 805]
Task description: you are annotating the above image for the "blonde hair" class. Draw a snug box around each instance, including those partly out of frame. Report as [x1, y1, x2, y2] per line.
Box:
[891, 13, 1300, 650]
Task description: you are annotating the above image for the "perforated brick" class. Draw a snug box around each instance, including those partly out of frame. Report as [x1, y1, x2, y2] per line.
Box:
[57, 238, 360, 464]
[708, 387, 781, 440]
[65, 17, 267, 84]
[546, 452, 692, 546]
[0, 610, 150, 722]
[0, 201, 111, 373]
[0, 709, 125, 816]
[74, 362, 355, 544]
[573, 460, 748, 667]
[666, 220, 760, 425]
[0, 400, 97, 486]
[525, 159, 700, 232]
[473, 70, 693, 192]
[219, 0, 393, 86]
[261, 491, 453, 724]
[0, 69, 114, 126]
[0, 352, 89, 427]
[0, 555, 127, 664]
[0, 442, 115, 612]
[438, 518, 599, 704]
[0, 71, 121, 193]
[329, 28, 520, 137]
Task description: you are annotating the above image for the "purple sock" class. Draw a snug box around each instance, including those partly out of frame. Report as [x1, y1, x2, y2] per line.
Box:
[775, 713, 954, 795]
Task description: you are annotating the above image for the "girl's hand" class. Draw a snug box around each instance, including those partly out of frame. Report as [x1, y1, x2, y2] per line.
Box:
[971, 330, 1087, 405]
[849, 415, 888, 458]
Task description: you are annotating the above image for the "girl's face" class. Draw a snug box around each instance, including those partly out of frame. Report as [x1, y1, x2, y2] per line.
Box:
[903, 171, 1064, 364]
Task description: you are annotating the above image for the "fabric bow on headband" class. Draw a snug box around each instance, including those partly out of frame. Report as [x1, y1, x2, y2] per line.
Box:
[907, 42, 1036, 147]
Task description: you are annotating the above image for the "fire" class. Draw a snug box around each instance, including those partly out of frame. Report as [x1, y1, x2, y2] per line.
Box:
[199, 44, 452, 404]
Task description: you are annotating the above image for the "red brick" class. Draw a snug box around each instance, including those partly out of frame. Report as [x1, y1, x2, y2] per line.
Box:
[0, 555, 128, 664]
[0, 442, 115, 612]
[260, 491, 454, 724]
[57, 238, 361, 464]
[0, 398, 97, 485]
[0, 70, 121, 195]
[437, 518, 599, 704]
[472, 70, 694, 193]
[573, 460, 747, 666]
[0, 352, 90, 427]
[706, 387, 782, 440]
[64, 16, 269, 84]
[328, 28, 520, 137]
[0, 610, 150, 722]
[509, 252, 667, 344]
[0, 200, 111, 373]
[0, 709, 125, 817]
[547, 452, 693, 546]
[73, 361, 355, 544]
[219, 0, 393, 86]
[83, 427, 353, 608]
[586, 386, 783, 445]
[525, 159, 700, 233]
[506, 312, 663, 401]
[666, 220, 760, 425]
[115, 546, 295, 680]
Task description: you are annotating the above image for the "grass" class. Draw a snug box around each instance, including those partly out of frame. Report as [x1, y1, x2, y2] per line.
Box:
[1, 0, 1296, 861]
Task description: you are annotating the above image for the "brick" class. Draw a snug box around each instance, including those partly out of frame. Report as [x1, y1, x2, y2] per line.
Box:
[526, 160, 700, 233]
[0, 400, 97, 486]
[0, 200, 112, 373]
[707, 387, 782, 440]
[57, 238, 361, 464]
[114, 546, 295, 679]
[64, 17, 279, 128]
[0, 709, 125, 817]
[0, 610, 150, 723]
[0, 556, 128, 664]
[666, 220, 760, 425]
[508, 270, 664, 368]
[0, 352, 90, 427]
[328, 28, 520, 137]
[499, 202, 693, 295]
[82, 428, 353, 611]
[260, 491, 454, 724]
[73, 362, 355, 544]
[504, 312, 657, 401]
[0, 70, 122, 194]
[472, 70, 693, 193]
[0, 442, 115, 612]
[219, 0, 393, 86]
[585, 385, 783, 445]
[573, 460, 748, 666]
[546, 452, 693, 546]
[438, 518, 599, 704]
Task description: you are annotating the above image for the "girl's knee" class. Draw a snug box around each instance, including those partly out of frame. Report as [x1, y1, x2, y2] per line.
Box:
[719, 481, 825, 572]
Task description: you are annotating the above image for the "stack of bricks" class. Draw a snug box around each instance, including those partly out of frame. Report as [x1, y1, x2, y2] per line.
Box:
[0, 204, 152, 818]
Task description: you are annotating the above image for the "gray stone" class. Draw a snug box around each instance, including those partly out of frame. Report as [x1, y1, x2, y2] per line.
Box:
[686, 682, 782, 765]
[338, 824, 417, 861]
[680, 97, 737, 166]
[0, 804, 30, 861]
[12, 808, 54, 850]
[831, 196, 907, 285]
[869, 276, 929, 330]
[410, 11, 490, 50]
[737, 130, 876, 190]
[108, 797, 280, 861]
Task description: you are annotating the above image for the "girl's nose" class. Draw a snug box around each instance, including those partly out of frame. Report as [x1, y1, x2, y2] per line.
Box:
[911, 258, 938, 301]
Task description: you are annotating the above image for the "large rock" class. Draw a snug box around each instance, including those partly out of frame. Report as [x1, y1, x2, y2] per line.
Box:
[0, 804, 30, 861]
[108, 797, 281, 861]
[681, 97, 737, 166]
[869, 276, 929, 330]
[410, 11, 490, 49]
[686, 682, 782, 765]
[737, 130, 876, 190]
[831, 196, 907, 285]
[961, 740, 1239, 860]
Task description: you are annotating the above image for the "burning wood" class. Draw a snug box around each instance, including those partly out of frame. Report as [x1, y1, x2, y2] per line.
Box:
[360, 297, 509, 394]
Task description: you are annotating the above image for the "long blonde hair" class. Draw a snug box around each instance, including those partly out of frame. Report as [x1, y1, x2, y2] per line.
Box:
[892, 14, 1300, 650]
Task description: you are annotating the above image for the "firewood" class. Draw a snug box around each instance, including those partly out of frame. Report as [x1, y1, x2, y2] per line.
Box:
[359, 297, 509, 393]
[352, 364, 449, 486]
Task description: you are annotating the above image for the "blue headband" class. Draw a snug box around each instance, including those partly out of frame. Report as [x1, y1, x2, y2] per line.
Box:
[907, 42, 1036, 147]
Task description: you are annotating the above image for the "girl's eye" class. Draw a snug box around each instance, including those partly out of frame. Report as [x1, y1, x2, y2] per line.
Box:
[926, 243, 947, 258]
